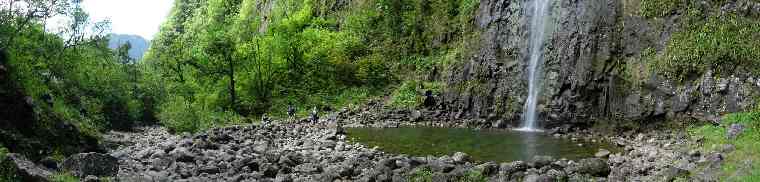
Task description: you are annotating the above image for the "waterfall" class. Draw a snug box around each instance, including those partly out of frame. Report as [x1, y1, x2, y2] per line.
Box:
[518, 0, 551, 132]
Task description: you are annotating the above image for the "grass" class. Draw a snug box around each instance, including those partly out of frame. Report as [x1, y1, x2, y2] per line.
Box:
[688, 110, 760, 181]
[408, 167, 487, 182]
[409, 167, 434, 182]
[51, 173, 79, 182]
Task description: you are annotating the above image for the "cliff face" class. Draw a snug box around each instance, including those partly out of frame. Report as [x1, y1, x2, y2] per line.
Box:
[441, 0, 760, 127]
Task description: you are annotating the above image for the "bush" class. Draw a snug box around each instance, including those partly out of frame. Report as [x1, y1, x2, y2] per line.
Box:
[50, 173, 79, 182]
[640, 0, 682, 18]
[657, 14, 760, 81]
[158, 96, 247, 133]
[356, 54, 391, 86]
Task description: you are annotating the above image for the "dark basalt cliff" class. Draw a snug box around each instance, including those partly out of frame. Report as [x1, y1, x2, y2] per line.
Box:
[440, 0, 760, 127]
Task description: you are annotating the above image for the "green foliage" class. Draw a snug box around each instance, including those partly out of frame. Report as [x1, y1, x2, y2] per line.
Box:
[657, 14, 760, 81]
[640, 0, 682, 18]
[409, 167, 434, 182]
[51, 172, 79, 182]
[458, 170, 487, 182]
[157, 96, 247, 133]
[0, 145, 19, 182]
[688, 109, 760, 180]
[389, 80, 422, 109]
[144, 0, 479, 130]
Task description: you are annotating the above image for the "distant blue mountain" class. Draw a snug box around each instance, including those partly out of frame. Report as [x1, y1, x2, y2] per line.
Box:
[108, 34, 149, 60]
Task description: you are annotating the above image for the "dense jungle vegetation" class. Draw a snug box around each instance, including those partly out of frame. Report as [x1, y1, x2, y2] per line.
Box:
[1, 0, 759, 180]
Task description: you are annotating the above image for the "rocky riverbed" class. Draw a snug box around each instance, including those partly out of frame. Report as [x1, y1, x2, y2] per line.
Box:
[1, 104, 727, 181]
[95, 117, 724, 182]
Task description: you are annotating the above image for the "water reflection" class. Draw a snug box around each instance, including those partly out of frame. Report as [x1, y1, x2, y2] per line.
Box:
[347, 127, 616, 162]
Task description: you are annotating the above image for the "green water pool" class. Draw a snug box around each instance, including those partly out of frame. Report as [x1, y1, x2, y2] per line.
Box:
[346, 127, 617, 162]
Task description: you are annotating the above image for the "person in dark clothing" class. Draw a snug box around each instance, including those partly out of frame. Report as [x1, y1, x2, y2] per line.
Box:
[287, 102, 296, 118]
[310, 106, 319, 124]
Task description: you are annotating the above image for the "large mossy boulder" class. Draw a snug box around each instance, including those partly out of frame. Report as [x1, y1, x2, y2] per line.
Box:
[62, 153, 119, 177]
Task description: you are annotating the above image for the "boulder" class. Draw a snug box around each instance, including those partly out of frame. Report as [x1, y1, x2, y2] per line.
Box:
[62, 152, 119, 177]
[499, 161, 526, 175]
[530, 155, 554, 168]
[452, 152, 470, 164]
[409, 110, 423, 122]
[169, 147, 197, 163]
[595, 149, 611, 158]
[658, 166, 689, 181]
[727, 123, 745, 139]
[0, 153, 52, 181]
[568, 158, 610, 177]
[473, 162, 498, 176]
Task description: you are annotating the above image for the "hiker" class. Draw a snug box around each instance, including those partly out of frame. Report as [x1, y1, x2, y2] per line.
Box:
[310, 106, 319, 124]
[287, 102, 296, 119]
[261, 113, 271, 126]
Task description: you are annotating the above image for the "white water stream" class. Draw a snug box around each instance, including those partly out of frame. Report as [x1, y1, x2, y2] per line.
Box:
[518, 0, 552, 132]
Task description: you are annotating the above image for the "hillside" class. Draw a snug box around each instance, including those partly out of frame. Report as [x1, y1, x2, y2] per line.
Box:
[108, 34, 150, 60]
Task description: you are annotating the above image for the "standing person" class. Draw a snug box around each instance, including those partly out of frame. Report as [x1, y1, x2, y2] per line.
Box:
[287, 102, 296, 121]
[261, 113, 270, 126]
[310, 106, 319, 124]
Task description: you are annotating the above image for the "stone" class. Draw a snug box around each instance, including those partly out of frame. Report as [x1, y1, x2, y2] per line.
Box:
[62, 152, 119, 177]
[594, 149, 611, 158]
[473, 162, 498, 176]
[568, 158, 610, 177]
[409, 110, 423, 122]
[658, 166, 689, 181]
[531, 155, 554, 168]
[169, 147, 197, 163]
[727, 123, 745, 139]
[500, 161, 526, 175]
[720, 144, 736, 153]
[452, 152, 470, 164]
[0, 153, 53, 181]
[84, 175, 99, 182]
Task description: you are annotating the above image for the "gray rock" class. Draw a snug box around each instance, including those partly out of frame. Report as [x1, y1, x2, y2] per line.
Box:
[169, 147, 197, 163]
[568, 158, 610, 177]
[62, 152, 119, 177]
[531, 155, 554, 168]
[595, 149, 611, 158]
[500, 161, 526, 175]
[658, 166, 689, 181]
[452, 152, 470, 164]
[473, 162, 498, 176]
[0, 153, 52, 181]
[727, 123, 745, 139]
[409, 110, 422, 122]
[83, 175, 99, 182]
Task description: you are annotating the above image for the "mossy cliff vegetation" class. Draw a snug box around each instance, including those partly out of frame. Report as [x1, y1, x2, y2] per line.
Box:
[437, 0, 760, 128]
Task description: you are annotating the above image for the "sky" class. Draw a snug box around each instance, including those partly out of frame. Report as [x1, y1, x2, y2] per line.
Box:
[81, 0, 175, 40]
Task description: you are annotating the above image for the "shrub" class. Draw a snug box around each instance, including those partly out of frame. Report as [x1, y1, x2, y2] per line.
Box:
[657, 14, 760, 81]
[389, 80, 421, 109]
[50, 173, 79, 182]
[158, 96, 247, 133]
[640, 0, 682, 18]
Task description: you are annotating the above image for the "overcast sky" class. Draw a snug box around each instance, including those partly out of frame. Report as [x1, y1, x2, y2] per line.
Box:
[82, 0, 175, 40]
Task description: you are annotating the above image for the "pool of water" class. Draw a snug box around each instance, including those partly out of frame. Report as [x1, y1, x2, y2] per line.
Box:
[346, 127, 617, 163]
